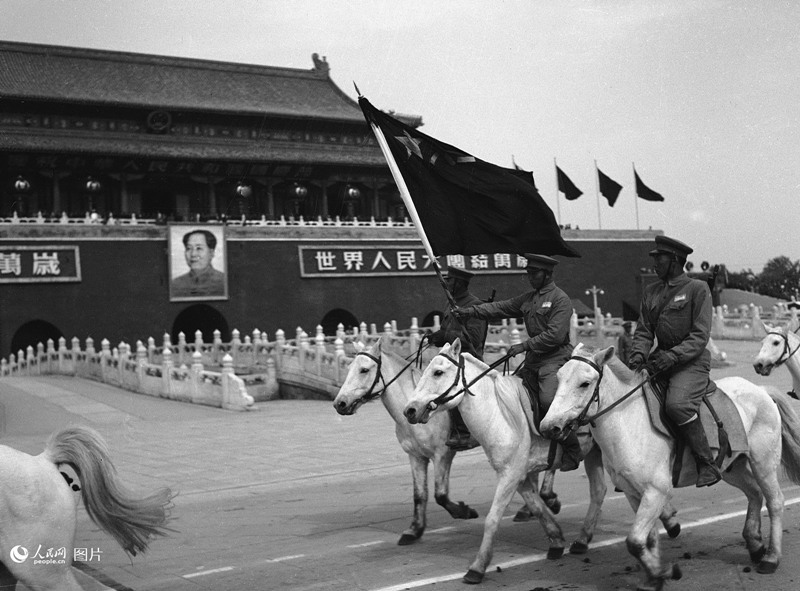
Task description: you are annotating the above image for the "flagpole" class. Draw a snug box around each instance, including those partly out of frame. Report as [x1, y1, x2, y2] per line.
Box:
[368, 120, 457, 310]
[632, 162, 640, 230]
[594, 160, 602, 230]
[553, 157, 562, 226]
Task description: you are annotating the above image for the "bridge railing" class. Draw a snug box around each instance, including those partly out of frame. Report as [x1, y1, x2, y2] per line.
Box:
[0, 311, 622, 405]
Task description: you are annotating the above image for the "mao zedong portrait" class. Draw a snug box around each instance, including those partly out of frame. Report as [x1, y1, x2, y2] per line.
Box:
[171, 229, 226, 299]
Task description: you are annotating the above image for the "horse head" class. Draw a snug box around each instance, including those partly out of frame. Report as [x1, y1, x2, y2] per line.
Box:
[332, 337, 385, 415]
[404, 338, 465, 425]
[540, 343, 615, 440]
[754, 322, 791, 376]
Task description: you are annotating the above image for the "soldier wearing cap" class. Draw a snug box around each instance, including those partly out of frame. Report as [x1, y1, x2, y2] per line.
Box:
[628, 234, 720, 487]
[429, 267, 489, 451]
[454, 253, 583, 471]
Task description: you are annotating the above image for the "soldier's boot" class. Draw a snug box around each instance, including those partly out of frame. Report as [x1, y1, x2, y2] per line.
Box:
[559, 431, 583, 472]
[678, 418, 722, 487]
[446, 408, 480, 451]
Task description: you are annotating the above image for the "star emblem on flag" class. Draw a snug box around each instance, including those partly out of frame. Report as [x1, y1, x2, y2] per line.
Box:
[395, 131, 423, 160]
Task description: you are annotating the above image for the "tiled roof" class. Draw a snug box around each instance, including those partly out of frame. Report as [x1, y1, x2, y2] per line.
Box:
[0, 127, 388, 165]
[0, 41, 378, 122]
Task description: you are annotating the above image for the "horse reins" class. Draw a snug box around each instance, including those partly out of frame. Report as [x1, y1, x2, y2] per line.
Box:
[353, 350, 418, 404]
[566, 356, 658, 433]
[426, 350, 516, 411]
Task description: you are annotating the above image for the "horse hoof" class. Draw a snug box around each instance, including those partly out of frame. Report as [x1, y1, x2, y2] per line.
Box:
[757, 560, 778, 574]
[750, 546, 767, 563]
[547, 498, 562, 515]
[463, 569, 484, 584]
[512, 508, 532, 522]
[569, 540, 589, 555]
[666, 523, 681, 538]
[467, 508, 479, 519]
[547, 546, 565, 560]
[452, 502, 479, 520]
[398, 533, 419, 546]
[671, 563, 682, 580]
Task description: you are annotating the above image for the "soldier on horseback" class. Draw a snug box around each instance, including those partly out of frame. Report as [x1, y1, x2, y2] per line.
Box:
[454, 253, 583, 471]
[628, 234, 721, 487]
[429, 267, 488, 451]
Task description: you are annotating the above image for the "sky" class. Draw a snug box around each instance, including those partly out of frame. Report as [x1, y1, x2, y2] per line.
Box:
[2, 0, 799, 272]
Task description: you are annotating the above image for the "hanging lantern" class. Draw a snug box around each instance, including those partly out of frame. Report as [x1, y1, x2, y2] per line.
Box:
[86, 177, 101, 192]
[236, 182, 253, 198]
[293, 183, 308, 198]
[14, 176, 30, 192]
[346, 185, 361, 200]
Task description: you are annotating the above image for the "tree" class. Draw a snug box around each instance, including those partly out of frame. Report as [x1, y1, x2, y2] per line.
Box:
[758, 256, 800, 299]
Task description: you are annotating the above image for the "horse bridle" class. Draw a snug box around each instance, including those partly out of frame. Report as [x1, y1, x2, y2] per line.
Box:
[424, 350, 517, 412]
[353, 351, 416, 405]
[565, 355, 653, 434]
[766, 330, 800, 369]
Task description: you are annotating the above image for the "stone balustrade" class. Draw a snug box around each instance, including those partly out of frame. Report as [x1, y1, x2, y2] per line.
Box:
[6, 304, 791, 405]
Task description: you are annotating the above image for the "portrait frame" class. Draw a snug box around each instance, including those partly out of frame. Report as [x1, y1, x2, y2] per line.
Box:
[168, 224, 229, 302]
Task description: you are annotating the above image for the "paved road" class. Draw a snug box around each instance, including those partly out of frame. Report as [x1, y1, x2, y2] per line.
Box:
[2, 339, 800, 590]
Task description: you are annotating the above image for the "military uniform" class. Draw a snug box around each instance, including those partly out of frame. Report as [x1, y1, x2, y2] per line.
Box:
[430, 290, 487, 360]
[470, 279, 572, 410]
[457, 254, 582, 471]
[629, 235, 721, 487]
[631, 272, 714, 423]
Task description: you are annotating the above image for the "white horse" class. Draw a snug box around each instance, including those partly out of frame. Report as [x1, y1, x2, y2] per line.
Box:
[541, 344, 800, 591]
[0, 425, 173, 591]
[402, 339, 680, 585]
[754, 322, 800, 398]
[333, 337, 565, 544]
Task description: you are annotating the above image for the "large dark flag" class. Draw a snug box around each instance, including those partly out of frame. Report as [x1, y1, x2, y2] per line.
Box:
[634, 170, 665, 202]
[359, 97, 579, 257]
[556, 166, 583, 201]
[597, 168, 623, 207]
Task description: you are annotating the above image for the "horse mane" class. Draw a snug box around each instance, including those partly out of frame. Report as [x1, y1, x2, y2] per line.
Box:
[461, 352, 501, 380]
[379, 343, 423, 382]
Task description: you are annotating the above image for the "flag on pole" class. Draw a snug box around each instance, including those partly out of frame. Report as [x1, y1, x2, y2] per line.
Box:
[556, 166, 583, 201]
[597, 168, 623, 207]
[634, 169, 665, 202]
[358, 96, 579, 257]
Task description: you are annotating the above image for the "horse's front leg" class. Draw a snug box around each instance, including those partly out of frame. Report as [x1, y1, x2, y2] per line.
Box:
[516, 472, 566, 559]
[569, 444, 606, 554]
[398, 454, 429, 545]
[433, 448, 478, 520]
[463, 467, 524, 584]
[626, 488, 681, 591]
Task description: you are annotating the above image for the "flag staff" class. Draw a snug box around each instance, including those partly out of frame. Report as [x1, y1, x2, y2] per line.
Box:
[593, 159, 602, 229]
[632, 162, 640, 230]
[366, 117, 457, 310]
[553, 157, 562, 226]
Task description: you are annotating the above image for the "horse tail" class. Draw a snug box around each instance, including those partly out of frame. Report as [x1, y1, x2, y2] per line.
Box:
[767, 388, 800, 485]
[45, 425, 175, 556]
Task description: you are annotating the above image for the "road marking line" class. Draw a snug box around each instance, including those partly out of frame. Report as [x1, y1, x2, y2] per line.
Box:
[347, 541, 385, 548]
[183, 566, 234, 578]
[426, 526, 455, 533]
[267, 554, 306, 562]
[368, 495, 800, 591]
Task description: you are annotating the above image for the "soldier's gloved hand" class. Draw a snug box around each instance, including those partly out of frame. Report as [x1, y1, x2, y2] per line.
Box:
[452, 306, 475, 320]
[649, 350, 677, 374]
[508, 343, 527, 357]
[628, 353, 646, 372]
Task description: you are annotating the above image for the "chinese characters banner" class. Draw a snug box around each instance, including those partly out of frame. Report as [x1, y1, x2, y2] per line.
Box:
[0, 246, 81, 283]
[299, 246, 529, 277]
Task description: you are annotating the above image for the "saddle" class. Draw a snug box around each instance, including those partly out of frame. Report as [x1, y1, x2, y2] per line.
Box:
[514, 379, 564, 468]
[643, 380, 749, 488]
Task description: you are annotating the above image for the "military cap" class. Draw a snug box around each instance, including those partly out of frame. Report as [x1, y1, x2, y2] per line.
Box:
[649, 235, 694, 258]
[524, 254, 558, 271]
[445, 267, 474, 280]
